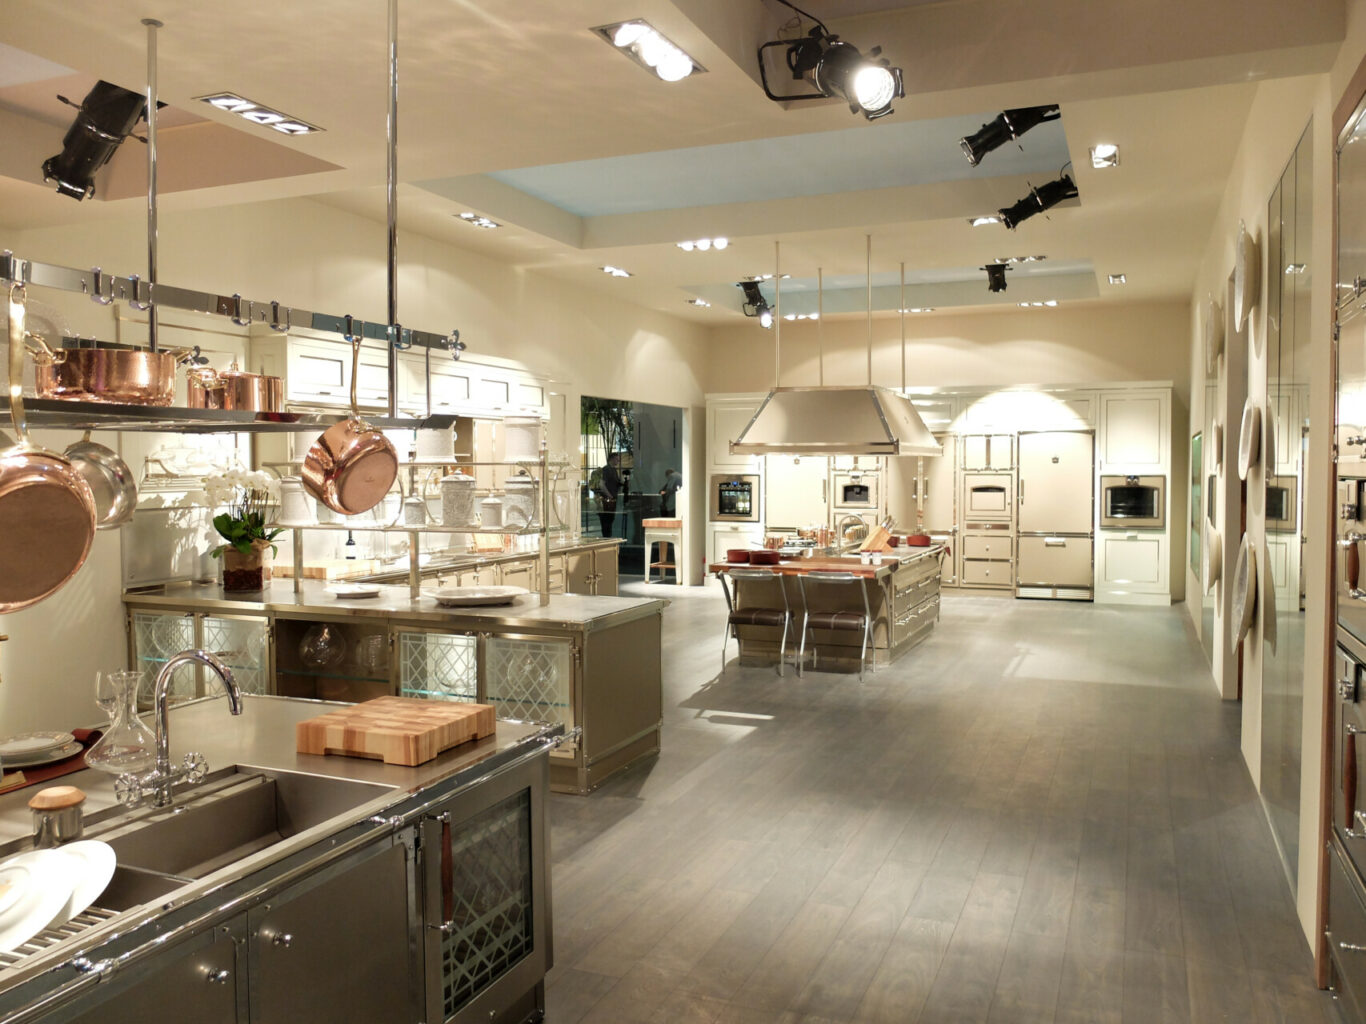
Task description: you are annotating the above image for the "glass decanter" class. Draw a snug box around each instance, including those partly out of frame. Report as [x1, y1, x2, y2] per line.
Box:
[86, 670, 157, 775]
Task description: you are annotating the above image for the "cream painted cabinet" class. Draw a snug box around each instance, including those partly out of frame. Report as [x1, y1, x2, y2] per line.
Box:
[962, 434, 1013, 470]
[708, 399, 763, 469]
[397, 351, 471, 415]
[764, 455, 828, 529]
[1097, 530, 1168, 600]
[1099, 389, 1169, 472]
[499, 557, 537, 592]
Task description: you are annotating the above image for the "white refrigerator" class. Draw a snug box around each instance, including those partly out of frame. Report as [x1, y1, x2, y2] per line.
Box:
[1016, 430, 1095, 600]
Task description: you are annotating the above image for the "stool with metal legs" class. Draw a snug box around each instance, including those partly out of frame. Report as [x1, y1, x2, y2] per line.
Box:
[796, 571, 874, 680]
[718, 568, 794, 676]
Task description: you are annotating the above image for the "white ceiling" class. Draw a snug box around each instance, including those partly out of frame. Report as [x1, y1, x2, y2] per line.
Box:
[0, 0, 1347, 325]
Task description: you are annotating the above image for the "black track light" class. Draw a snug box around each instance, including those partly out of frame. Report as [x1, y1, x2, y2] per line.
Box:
[738, 281, 774, 328]
[42, 81, 148, 201]
[983, 264, 1009, 293]
[959, 105, 1061, 167]
[758, 1, 903, 121]
[998, 174, 1078, 230]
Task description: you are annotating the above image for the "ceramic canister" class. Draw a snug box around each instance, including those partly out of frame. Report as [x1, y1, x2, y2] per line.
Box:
[502, 471, 538, 529]
[403, 495, 426, 526]
[503, 416, 542, 463]
[415, 424, 455, 461]
[439, 471, 477, 526]
[279, 477, 314, 525]
[479, 495, 503, 529]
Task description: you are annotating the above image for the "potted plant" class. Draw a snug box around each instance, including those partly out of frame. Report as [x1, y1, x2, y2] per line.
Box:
[203, 469, 282, 592]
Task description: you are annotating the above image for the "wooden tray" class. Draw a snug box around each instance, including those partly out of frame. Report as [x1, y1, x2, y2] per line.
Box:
[296, 696, 496, 766]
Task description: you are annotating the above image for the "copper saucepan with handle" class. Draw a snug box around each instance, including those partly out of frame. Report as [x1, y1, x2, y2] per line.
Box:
[186, 363, 283, 412]
[301, 319, 397, 516]
[26, 332, 192, 407]
[0, 283, 97, 612]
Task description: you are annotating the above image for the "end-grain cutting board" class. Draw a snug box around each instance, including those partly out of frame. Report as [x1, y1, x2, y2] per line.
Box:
[296, 696, 496, 766]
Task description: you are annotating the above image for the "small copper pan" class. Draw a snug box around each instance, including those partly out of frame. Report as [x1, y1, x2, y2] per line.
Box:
[187, 364, 283, 412]
[30, 342, 190, 407]
[0, 284, 96, 613]
[301, 324, 396, 516]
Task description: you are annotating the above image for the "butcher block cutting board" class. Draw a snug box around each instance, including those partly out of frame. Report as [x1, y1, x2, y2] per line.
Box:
[296, 696, 496, 766]
[273, 558, 383, 580]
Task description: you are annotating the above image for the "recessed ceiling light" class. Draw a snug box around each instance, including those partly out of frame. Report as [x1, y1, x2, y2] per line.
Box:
[458, 212, 500, 229]
[593, 20, 705, 82]
[1018, 299, 1059, 307]
[686, 298, 711, 307]
[677, 237, 728, 252]
[747, 273, 791, 281]
[196, 92, 322, 135]
[783, 312, 819, 321]
[995, 255, 1046, 264]
[600, 266, 633, 277]
[899, 307, 935, 313]
[1108, 273, 1127, 284]
[969, 215, 1002, 227]
[1089, 143, 1120, 168]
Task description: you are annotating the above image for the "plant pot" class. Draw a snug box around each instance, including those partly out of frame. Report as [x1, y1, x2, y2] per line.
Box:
[221, 538, 273, 592]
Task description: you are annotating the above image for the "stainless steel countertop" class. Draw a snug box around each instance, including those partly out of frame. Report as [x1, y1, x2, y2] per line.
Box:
[124, 577, 667, 632]
[353, 537, 625, 585]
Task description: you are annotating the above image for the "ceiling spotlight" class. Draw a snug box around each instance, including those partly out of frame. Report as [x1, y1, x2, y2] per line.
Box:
[983, 264, 1010, 293]
[600, 265, 633, 278]
[999, 173, 1079, 230]
[783, 312, 819, 321]
[197, 92, 322, 136]
[42, 81, 148, 201]
[458, 212, 500, 229]
[747, 273, 791, 281]
[758, 2, 903, 121]
[959, 105, 1061, 166]
[995, 255, 1046, 265]
[1089, 143, 1120, 169]
[594, 20, 705, 82]
[1018, 300, 1059, 307]
[677, 237, 729, 252]
[738, 281, 774, 327]
[900, 307, 935, 313]
[1107, 273, 1127, 284]
[969, 215, 1002, 228]
[687, 298, 711, 307]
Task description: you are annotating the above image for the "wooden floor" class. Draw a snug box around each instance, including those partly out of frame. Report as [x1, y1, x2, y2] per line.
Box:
[545, 587, 1340, 1024]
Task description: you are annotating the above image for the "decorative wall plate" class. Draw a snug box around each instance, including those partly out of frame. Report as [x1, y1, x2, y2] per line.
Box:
[1238, 399, 1262, 481]
[1212, 421, 1224, 467]
[1204, 523, 1222, 593]
[1203, 294, 1224, 376]
[1261, 540, 1277, 655]
[1232, 533, 1257, 651]
[1234, 219, 1261, 333]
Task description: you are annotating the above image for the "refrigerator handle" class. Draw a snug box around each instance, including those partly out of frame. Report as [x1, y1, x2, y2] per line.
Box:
[822, 479, 828, 505]
[1018, 479, 1024, 505]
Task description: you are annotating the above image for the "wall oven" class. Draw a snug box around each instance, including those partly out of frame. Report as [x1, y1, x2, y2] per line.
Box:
[710, 474, 761, 522]
[1266, 474, 1297, 532]
[832, 471, 879, 510]
[1099, 475, 1165, 529]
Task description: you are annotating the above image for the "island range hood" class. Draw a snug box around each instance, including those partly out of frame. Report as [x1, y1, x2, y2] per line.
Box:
[729, 385, 943, 457]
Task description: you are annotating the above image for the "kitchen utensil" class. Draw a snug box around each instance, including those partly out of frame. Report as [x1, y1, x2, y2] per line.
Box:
[186, 362, 283, 412]
[749, 549, 781, 565]
[1234, 219, 1261, 335]
[906, 534, 932, 546]
[1238, 399, 1261, 480]
[50, 840, 116, 926]
[299, 622, 347, 668]
[2, 741, 83, 768]
[327, 584, 381, 599]
[1232, 533, 1257, 651]
[29, 786, 85, 848]
[0, 849, 77, 953]
[503, 416, 542, 462]
[430, 585, 529, 607]
[61, 432, 136, 529]
[85, 667, 156, 776]
[297, 695, 496, 766]
[1204, 523, 1222, 592]
[1203, 293, 1223, 376]
[726, 549, 752, 564]
[439, 470, 476, 526]
[859, 525, 892, 552]
[28, 338, 191, 406]
[301, 322, 398, 516]
[0, 733, 74, 758]
[356, 633, 387, 671]
[0, 284, 97, 613]
[278, 476, 314, 525]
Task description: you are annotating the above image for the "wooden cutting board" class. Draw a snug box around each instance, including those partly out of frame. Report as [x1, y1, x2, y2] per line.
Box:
[273, 558, 383, 580]
[296, 696, 496, 766]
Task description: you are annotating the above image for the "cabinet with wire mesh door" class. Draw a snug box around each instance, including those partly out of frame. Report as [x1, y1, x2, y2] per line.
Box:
[128, 609, 272, 707]
[418, 748, 549, 1024]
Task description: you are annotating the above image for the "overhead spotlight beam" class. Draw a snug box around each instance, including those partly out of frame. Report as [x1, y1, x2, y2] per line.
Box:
[42, 81, 148, 200]
[738, 280, 774, 328]
[999, 173, 1078, 230]
[959, 105, 1061, 166]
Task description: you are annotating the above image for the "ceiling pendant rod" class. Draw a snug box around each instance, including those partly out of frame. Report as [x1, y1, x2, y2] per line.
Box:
[385, 0, 400, 418]
[773, 239, 781, 388]
[900, 261, 906, 394]
[142, 18, 162, 352]
[817, 266, 824, 387]
[866, 234, 872, 387]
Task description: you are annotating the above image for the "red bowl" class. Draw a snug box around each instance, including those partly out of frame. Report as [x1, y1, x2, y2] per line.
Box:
[886, 535, 901, 547]
[906, 534, 932, 547]
[726, 549, 752, 563]
[749, 549, 781, 565]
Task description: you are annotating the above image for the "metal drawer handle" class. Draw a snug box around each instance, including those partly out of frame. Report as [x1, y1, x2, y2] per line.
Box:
[1341, 533, 1366, 547]
[204, 967, 231, 984]
[270, 931, 293, 947]
[1342, 941, 1366, 953]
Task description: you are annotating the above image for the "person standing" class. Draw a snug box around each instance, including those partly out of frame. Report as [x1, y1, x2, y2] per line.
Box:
[658, 468, 682, 517]
[596, 453, 622, 538]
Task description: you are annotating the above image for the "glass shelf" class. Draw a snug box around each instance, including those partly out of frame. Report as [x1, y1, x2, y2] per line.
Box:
[274, 522, 569, 535]
[278, 668, 389, 684]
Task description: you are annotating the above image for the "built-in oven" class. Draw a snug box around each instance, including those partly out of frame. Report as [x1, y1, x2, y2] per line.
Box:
[1099, 475, 1165, 529]
[710, 473, 761, 523]
[832, 471, 879, 510]
[1266, 474, 1297, 532]
[961, 473, 1013, 522]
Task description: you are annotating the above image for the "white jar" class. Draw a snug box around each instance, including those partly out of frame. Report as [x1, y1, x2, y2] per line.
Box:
[502, 472, 538, 529]
[503, 417, 542, 463]
[403, 495, 426, 526]
[440, 471, 476, 526]
[415, 424, 455, 461]
[279, 477, 314, 525]
[479, 496, 503, 528]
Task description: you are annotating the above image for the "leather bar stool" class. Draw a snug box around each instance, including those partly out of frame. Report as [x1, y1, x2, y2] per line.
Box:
[718, 568, 794, 676]
[796, 571, 874, 680]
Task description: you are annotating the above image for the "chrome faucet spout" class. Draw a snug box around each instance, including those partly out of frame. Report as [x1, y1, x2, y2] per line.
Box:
[147, 649, 240, 807]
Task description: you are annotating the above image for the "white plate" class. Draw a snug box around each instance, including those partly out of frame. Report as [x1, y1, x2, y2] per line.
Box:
[1238, 400, 1261, 481]
[2, 741, 83, 768]
[0, 732, 74, 757]
[1261, 540, 1277, 655]
[50, 841, 116, 926]
[1234, 219, 1261, 334]
[1203, 294, 1224, 376]
[327, 584, 381, 599]
[1232, 533, 1257, 652]
[1212, 421, 1224, 466]
[0, 851, 76, 953]
[430, 586, 529, 607]
[1204, 523, 1222, 594]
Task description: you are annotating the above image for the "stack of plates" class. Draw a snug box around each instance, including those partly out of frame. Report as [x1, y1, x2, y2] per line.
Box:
[0, 733, 81, 769]
[430, 585, 528, 607]
[0, 841, 116, 953]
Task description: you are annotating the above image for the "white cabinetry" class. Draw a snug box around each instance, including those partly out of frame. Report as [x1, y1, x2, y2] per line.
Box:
[1096, 387, 1172, 604]
[707, 397, 764, 470]
[764, 455, 828, 529]
[1099, 390, 1168, 471]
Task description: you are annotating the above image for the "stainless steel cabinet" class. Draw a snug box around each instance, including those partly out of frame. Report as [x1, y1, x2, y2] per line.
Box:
[566, 546, 617, 595]
[61, 928, 239, 1024]
[129, 610, 271, 704]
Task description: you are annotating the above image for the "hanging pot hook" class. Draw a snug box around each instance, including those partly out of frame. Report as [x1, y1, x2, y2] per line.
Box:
[125, 273, 152, 312]
[88, 267, 114, 306]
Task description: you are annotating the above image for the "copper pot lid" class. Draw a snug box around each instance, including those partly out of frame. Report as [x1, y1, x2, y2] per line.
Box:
[0, 452, 96, 611]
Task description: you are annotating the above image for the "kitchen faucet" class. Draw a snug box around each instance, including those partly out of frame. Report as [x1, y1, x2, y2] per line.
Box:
[114, 649, 242, 809]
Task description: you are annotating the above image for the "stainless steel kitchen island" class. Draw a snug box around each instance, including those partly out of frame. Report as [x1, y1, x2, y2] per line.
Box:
[0, 696, 560, 1024]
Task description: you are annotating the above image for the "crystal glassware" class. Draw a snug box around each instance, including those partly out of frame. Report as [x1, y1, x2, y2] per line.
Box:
[86, 669, 157, 775]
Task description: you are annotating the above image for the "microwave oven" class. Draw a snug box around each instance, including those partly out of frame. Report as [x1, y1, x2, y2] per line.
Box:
[1100, 475, 1165, 529]
[710, 474, 761, 523]
[832, 471, 879, 509]
[1266, 474, 1297, 532]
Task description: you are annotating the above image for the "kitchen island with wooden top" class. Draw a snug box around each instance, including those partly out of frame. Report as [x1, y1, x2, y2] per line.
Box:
[708, 546, 944, 670]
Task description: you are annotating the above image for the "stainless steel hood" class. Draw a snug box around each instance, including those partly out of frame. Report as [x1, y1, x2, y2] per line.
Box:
[729, 386, 943, 457]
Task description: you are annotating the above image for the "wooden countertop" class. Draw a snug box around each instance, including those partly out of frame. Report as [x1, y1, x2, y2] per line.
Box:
[708, 546, 942, 579]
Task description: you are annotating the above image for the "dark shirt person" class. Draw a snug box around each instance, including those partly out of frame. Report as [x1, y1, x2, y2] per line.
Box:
[659, 468, 682, 517]
[596, 454, 622, 537]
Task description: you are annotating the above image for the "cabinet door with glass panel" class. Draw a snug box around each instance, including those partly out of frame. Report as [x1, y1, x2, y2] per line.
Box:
[129, 610, 271, 705]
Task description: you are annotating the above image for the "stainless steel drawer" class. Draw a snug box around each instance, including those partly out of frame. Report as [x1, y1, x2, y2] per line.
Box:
[894, 574, 939, 617]
[892, 595, 938, 645]
[963, 535, 1012, 560]
[962, 560, 1011, 588]
[1329, 840, 1366, 1022]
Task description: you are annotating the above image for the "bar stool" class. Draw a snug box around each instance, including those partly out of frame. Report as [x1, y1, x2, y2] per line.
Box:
[642, 517, 683, 584]
[796, 571, 874, 680]
[718, 568, 794, 676]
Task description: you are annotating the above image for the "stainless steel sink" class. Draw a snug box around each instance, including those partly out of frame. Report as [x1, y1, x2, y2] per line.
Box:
[96, 766, 398, 880]
[97, 864, 191, 911]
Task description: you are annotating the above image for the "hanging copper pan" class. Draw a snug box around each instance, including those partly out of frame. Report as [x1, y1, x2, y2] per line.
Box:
[27, 333, 190, 407]
[0, 284, 97, 612]
[301, 325, 397, 516]
[186, 364, 283, 412]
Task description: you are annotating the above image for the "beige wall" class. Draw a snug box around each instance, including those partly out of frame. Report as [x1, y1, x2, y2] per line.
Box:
[0, 196, 713, 733]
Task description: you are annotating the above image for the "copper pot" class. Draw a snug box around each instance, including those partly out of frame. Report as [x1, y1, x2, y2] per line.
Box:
[301, 328, 397, 516]
[187, 365, 283, 412]
[30, 340, 187, 407]
[0, 284, 97, 613]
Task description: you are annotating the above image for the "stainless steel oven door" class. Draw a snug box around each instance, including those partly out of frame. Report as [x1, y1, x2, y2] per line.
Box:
[1099, 475, 1165, 529]
[710, 473, 761, 522]
[961, 473, 1013, 522]
[832, 472, 879, 509]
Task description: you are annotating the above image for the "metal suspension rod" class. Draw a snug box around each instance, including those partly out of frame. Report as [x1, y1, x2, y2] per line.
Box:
[900, 261, 906, 394]
[817, 267, 824, 386]
[773, 240, 781, 387]
[143, 18, 162, 352]
[866, 235, 872, 386]
[385, 0, 400, 417]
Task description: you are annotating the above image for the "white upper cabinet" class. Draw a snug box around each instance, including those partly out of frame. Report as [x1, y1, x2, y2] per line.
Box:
[1099, 389, 1169, 471]
[708, 398, 762, 469]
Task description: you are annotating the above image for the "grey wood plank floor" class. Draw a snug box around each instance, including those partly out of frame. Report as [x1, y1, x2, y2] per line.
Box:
[545, 586, 1341, 1024]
